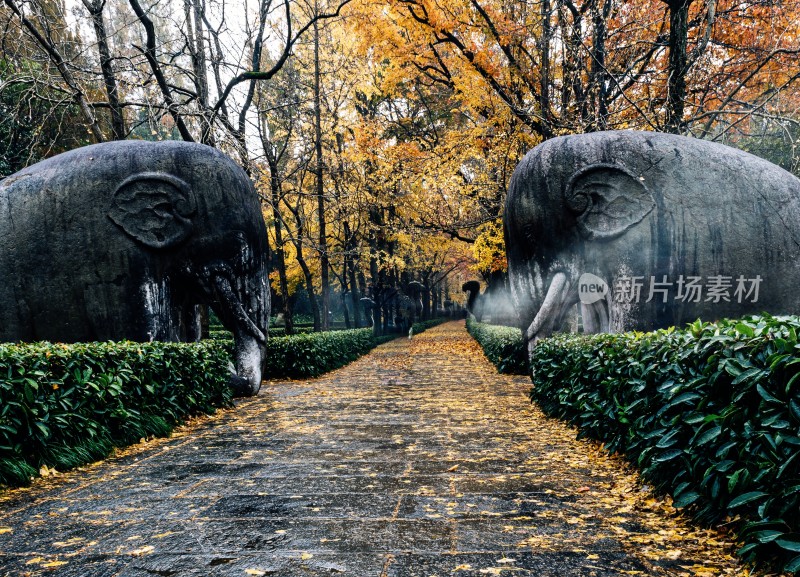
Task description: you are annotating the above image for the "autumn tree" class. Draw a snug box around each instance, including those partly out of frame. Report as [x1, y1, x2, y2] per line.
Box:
[344, 0, 800, 291]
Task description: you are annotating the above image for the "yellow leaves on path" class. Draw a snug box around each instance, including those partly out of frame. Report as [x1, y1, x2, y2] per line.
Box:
[52, 537, 83, 548]
[128, 544, 155, 556]
[24, 557, 68, 568]
[38, 465, 58, 477]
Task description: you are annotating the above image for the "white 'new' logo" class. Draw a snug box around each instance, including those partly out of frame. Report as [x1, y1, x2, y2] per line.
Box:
[578, 273, 609, 304]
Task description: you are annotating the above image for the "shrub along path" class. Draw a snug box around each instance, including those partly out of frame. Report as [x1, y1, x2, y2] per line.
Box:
[0, 321, 747, 576]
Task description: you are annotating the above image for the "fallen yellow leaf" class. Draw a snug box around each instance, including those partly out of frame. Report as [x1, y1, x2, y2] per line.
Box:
[300, 552, 313, 560]
[129, 545, 155, 556]
[41, 561, 68, 568]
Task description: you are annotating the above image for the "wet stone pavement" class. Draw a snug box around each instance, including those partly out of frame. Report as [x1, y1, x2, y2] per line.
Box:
[0, 321, 744, 576]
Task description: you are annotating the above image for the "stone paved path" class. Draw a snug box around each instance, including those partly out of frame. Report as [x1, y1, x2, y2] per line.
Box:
[0, 321, 744, 576]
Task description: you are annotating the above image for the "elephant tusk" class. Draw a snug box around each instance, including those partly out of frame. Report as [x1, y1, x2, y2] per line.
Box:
[212, 275, 266, 345]
[526, 271, 570, 344]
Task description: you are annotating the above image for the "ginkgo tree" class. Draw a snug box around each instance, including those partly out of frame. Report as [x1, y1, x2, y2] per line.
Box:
[341, 0, 800, 294]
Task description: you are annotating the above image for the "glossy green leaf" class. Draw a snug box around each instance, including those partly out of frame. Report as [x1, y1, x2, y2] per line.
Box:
[776, 534, 800, 552]
[727, 491, 769, 509]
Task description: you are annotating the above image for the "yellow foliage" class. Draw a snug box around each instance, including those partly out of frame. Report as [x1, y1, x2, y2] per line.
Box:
[471, 220, 507, 275]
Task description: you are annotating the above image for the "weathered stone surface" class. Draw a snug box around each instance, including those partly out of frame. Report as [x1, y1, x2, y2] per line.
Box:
[0, 141, 270, 395]
[505, 130, 800, 348]
[0, 322, 742, 575]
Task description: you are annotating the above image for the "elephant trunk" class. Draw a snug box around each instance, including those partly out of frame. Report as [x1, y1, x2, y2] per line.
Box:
[212, 275, 267, 397]
[523, 271, 579, 356]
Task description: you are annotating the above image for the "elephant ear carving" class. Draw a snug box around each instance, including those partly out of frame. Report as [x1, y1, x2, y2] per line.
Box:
[565, 164, 655, 240]
[109, 173, 197, 249]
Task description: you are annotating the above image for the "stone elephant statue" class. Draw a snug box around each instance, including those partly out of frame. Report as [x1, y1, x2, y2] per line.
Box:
[504, 130, 800, 354]
[0, 140, 270, 396]
[461, 281, 484, 322]
[407, 281, 426, 318]
[394, 290, 416, 332]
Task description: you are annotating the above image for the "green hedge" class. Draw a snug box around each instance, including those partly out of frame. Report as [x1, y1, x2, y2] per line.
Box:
[262, 328, 379, 379]
[0, 341, 231, 487]
[214, 319, 449, 343]
[466, 319, 528, 374]
[530, 314, 800, 572]
[411, 318, 448, 335]
[259, 318, 446, 379]
[209, 327, 316, 340]
[0, 318, 448, 488]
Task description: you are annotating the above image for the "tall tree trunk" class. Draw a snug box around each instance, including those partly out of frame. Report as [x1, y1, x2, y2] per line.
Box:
[313, 12, 330, 330]
[129, 0, 194, 141]
[348, 261, 362, 328]
[664, 0, 693, 133]
[369, 253, 382, 336]
[343, 221, 362, 327]
[590, 0, 611, 130]
[539, 0, 551, 131]
[296, 250, 321, 331]
[266, 156, 294, 335]
[184, 0, 213, 144]
[83, 0, 126, 139]
[340, 263, 351, 329]
[288, 199, 321, 331]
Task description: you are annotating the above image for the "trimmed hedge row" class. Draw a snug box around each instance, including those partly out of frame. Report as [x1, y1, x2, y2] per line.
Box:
[0, 318, 448, 488]
[410, 318, 448, 335]
[466, 319, 528, 374]
[209, 327, 316, 341]
[0, 341, 231, 487]
[216, 322, 448, 341]
[262, 328, 380, 379]
[530, 315, 800, 573]
[259, 317, 448, 379]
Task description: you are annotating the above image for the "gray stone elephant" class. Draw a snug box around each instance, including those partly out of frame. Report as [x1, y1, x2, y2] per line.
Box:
[462, 281, 485, 322]
[504, 130, 800, 354]
[0, 140, 270, 396]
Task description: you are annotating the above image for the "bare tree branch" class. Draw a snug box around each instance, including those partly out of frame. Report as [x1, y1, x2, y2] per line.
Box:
[3, 0, 105, 142]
